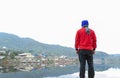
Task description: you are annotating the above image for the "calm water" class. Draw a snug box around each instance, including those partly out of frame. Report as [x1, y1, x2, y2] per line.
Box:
[0, 64, 120, 78]
[44, 68, 120, 78]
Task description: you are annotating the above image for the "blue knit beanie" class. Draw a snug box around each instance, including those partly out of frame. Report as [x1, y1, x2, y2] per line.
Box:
[81, 20, 89, 27]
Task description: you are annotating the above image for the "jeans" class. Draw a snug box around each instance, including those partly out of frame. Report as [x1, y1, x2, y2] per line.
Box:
[78, 49, 95, 78]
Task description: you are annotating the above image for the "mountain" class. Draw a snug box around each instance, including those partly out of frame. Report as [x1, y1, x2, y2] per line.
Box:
[93, 51, 109, 59]
[0, 32, 76, 57]
[0, 32, 112, 57]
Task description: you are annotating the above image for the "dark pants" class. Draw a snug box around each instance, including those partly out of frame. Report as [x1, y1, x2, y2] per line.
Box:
[78, 49, 95, 78]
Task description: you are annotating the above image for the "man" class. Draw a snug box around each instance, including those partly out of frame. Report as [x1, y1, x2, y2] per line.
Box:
[75, 20, 97, 78]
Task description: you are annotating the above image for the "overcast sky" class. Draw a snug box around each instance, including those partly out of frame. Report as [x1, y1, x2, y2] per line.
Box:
[0, 0, 120, 54]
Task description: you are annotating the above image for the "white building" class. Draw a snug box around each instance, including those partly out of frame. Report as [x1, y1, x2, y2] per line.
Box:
[59, 55, 67, 59]
[18, 53, 35, 58]
[0, 50, 6, 54]
[0, 56, 5, 59]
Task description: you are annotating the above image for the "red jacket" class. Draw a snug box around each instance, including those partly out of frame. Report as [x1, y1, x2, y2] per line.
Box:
[75, 27, 97, 50]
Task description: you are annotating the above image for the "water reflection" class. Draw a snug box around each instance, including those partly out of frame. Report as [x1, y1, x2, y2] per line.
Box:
[0, 63, 110, 73]
[0, 66, 19, 73]
[44, 68, 120, 78]
[0, 62, 120, 78]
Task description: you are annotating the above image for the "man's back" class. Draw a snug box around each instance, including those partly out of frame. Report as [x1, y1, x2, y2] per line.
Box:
[75, 27, 96, 50]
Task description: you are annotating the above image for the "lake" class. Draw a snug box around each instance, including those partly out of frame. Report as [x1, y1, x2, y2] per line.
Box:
[44, 68, 120, 78]
[0, 64, 120, 78]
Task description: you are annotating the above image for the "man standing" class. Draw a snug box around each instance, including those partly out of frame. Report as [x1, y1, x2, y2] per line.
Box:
[75, 20, 97, 78]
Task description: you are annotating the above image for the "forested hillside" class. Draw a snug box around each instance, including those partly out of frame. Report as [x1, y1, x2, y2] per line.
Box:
[0, 32, 75, 57]
[0, 32, 117, 58]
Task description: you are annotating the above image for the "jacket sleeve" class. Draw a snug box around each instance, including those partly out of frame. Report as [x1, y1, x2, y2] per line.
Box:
[75, 30, 80, 49]
[92, 31, 97, 49]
